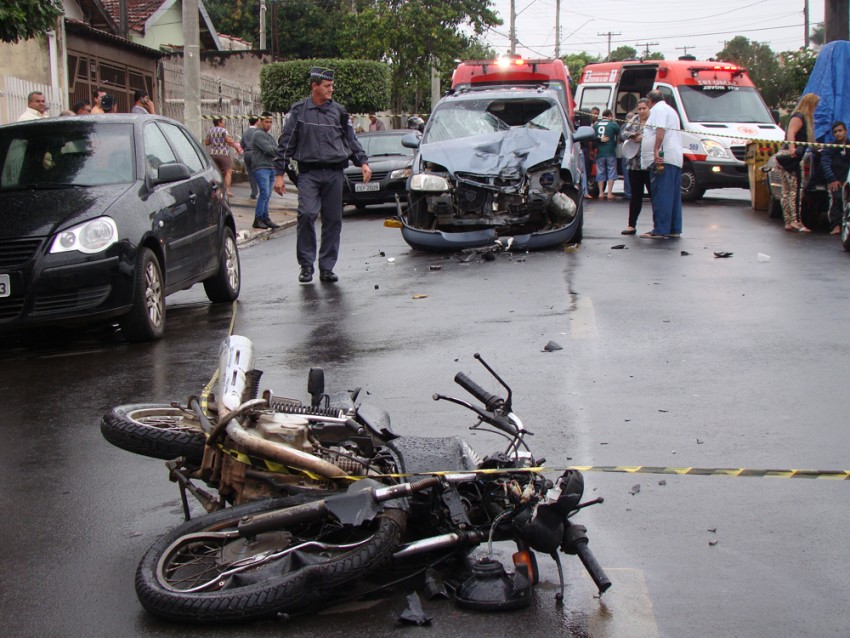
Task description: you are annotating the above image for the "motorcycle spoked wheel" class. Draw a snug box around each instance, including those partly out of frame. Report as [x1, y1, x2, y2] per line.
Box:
[100, 403, 207, 464]
[135, 495, 408, 623]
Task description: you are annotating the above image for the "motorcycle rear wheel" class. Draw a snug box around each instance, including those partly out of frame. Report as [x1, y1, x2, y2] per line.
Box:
[135, 495, 407, 623]
[100, 403, 206, 464]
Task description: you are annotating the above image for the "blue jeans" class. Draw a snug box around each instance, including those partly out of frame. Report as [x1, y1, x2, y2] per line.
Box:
[253, 168, 275, 219]
[649, 165, 683, 234]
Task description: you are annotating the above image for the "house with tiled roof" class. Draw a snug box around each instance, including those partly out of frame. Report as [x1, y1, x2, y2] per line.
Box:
[0, 0, 232, 122]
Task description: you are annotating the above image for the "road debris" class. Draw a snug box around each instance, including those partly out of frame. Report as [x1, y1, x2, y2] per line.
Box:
[714, 251, 733, 258]
[398, 592, 432, 625]
[543, 340, 563, 352]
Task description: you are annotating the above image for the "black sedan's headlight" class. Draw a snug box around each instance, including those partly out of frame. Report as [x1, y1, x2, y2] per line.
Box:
[50, 217, 118, 255]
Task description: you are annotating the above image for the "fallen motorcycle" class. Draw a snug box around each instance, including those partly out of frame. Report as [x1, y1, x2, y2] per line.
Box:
[102, 336, 610, 623]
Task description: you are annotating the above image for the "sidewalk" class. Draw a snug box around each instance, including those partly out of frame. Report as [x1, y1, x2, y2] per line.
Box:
[227, 177, 299, 245]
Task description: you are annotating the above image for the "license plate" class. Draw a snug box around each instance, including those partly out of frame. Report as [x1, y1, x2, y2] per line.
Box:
[355, 182, 380, 192]
[0, 274, 9, 298]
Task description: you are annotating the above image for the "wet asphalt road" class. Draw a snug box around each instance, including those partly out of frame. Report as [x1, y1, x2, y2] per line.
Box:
[1, 191, 848, 637]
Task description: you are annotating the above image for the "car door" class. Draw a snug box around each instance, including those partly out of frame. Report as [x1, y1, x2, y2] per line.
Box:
[158, 122, 221, 275]
[143, 122, 196, 285]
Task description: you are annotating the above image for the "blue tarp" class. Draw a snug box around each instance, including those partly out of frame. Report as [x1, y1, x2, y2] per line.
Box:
[802, 40, 850, 142]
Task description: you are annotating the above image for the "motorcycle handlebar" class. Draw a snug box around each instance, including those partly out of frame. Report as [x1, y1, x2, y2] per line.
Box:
[454, 372, 504, 413]
[574, 539, 612, 595]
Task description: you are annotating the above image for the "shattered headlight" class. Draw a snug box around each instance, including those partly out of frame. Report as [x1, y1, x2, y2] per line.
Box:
[410, 173, 450, 192]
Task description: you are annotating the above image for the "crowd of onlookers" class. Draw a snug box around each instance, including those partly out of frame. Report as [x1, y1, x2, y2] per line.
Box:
[17, 87, 156, 121]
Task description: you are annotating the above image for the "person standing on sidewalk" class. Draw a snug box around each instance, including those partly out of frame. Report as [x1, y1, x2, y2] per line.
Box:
[273, 66, 371, 283]
[820, 120, 850, 235]
[205, 117, 242, 198]
[639, 91, 683, 239]
[249, 112, 281, 230]
[240, 116, 260, 199]
[594, 109, 620, 200]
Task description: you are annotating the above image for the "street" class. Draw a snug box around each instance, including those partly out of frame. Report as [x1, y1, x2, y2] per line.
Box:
[0, 191, 848, 637]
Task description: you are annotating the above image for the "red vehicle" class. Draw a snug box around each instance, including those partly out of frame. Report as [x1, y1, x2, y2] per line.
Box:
[451, 55, 575, 120]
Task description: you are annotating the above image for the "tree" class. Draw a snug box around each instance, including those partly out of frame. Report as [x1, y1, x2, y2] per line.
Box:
[562, 51, 601, 87]
[0, 0, 63, 43]
[339, 0, 502, 113]
[609, 45, 637, 62]
[716, 36, 780, 108]
[775, 47, 818, 110]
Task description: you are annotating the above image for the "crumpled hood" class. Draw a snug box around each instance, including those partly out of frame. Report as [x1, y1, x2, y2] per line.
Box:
[418, 128, 563, 178]
[0, 183, 133, 239]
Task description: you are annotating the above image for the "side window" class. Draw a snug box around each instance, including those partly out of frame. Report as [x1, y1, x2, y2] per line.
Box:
[657, 85, 684, 122]
[160, 123, 205, 174]
[578, 87, 611, 115]
[143, 124, 178, 179]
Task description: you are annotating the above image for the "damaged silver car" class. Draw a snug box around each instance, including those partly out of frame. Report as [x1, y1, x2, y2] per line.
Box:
[389, 88, 595, 251]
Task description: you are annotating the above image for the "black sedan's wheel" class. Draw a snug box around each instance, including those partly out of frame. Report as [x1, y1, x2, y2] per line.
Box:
[203, 227, 241, 303]
[135, 496, 407, 623]
[100, 403, 206, 464]
[680, 165, 705, 202]
[120, 247, 165, 342]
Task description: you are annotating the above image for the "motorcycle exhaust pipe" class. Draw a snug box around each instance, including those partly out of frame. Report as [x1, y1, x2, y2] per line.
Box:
[224, 419, 350, 480]
[393, 530, 486, 558]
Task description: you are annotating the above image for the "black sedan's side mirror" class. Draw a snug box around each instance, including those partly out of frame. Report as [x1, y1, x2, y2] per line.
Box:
[401, 133, 421, 149]
[153, 162, 191, 185]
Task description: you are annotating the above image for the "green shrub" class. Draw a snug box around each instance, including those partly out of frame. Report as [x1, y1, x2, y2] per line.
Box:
[260, 59, 390, 113]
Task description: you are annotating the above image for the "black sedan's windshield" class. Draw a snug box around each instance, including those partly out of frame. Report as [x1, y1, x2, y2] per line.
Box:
[360, 133, 414, 157]
[678, 86, 774, 124]
[425, 97, 566, 144]
[0, 122, 135, 190]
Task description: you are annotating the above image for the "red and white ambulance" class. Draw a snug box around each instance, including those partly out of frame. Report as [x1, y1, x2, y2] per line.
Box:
[451, 55, 576, 120]
[574, 58, 784, 200]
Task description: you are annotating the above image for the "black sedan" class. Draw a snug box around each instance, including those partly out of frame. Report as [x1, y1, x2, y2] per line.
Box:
[0, 115, 240, 342]
[343, 130, 414, 210]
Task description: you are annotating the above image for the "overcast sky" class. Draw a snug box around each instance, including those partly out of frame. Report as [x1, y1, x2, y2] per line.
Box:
[482, 0, 825, 61]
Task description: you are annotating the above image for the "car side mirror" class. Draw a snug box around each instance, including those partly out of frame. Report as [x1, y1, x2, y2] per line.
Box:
[154, 162, 191, 185]
[401, 133, 421, 149]
[573, 126, 596, 143]
[771, 109, 780, 124]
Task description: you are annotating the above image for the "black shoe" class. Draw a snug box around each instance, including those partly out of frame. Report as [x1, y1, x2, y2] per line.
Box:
[319, 270, 338, 282]
[252, 218, 269, 229]
[250, 194, 257, 200]
[299, 267, 314, 283]
[263, 217, 280, 229]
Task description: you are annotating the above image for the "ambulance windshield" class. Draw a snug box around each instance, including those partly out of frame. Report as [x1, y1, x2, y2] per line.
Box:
[678, 85, 774, 124]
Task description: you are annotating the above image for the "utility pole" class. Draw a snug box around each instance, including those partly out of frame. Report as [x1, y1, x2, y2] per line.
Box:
[259, 0, 267, 51]
[804, 0, 810, 46]
[510, 0, 517, 55]
[636, 41, 659, 58]
[182, 0, 201, 141]
[554, 0, 560, 58]
[598, 31, 621, 61]
[675, 45, 693, 58]
[825, 0, 850, 42]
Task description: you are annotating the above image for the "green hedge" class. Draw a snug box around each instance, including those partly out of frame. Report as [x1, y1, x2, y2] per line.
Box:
[260, 59, 391, 114]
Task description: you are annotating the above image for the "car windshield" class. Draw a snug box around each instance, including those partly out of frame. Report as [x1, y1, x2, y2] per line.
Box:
[678, 86, 774, 124]
[360, 134, 414, 157]
[424, 97, 565, 144]
[0, 122, 135, 190]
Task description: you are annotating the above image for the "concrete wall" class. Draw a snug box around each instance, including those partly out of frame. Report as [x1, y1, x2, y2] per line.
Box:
[199, 50, 271, 89]
[132, 5, 184, 50]
[0, 38, 51, 85]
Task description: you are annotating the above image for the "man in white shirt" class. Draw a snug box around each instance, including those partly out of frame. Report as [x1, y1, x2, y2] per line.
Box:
[640, 90, 683, 238]
[17, 91, 48, 121]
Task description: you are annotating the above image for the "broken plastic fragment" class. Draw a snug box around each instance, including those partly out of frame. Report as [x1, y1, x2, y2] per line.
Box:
[398, 592, 432, 625]
[543, 340, 563, 352]
[713, 251, 733, 258]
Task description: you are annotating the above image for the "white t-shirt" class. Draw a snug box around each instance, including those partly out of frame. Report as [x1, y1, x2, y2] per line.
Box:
[640, 101, 683, 169]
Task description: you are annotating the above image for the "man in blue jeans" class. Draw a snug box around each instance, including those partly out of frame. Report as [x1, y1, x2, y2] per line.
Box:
[249, 112, 280, 230]
[639, 91, 683, 238]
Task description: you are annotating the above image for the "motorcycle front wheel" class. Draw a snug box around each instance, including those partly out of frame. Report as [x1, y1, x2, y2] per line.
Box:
[135, 495, 408, 623]
[100, 403, 207, 464]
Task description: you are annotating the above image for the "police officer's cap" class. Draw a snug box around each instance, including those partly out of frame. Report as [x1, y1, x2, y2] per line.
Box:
[309, 67, 335, 82]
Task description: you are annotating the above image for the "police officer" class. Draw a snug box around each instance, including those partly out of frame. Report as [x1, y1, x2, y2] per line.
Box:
[274, 66, 372, 283]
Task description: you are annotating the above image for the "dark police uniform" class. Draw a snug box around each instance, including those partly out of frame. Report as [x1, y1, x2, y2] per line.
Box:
[274, 69, 368, 279]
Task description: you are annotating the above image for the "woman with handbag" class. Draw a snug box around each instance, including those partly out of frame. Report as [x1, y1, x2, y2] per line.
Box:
[779, 93, 819, 232]
[620, 98, 652, 234]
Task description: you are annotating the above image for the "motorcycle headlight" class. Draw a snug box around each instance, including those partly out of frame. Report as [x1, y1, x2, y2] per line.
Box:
[50, 217, 118, 254]
[390, 167, 412, 180]
[702, 139, 731, 159]
[410, 173, 450, 192]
